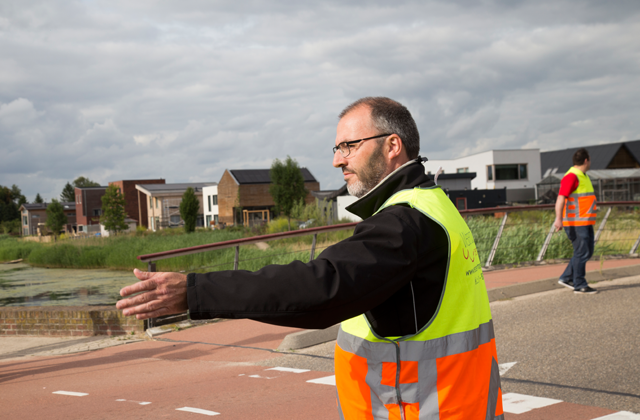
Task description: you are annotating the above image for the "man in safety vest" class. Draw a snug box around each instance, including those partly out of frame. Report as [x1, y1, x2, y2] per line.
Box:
[118, 97, 504, 419]
[553, 148, 598, 294]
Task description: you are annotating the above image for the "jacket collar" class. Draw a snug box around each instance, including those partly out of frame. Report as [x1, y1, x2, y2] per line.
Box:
[346, 157, 435, 219]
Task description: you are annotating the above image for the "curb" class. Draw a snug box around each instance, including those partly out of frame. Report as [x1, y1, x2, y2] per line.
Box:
[280, 264, 640, 350]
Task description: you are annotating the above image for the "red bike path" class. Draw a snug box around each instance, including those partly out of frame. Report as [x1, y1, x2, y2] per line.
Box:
[1, 259, 639, 420]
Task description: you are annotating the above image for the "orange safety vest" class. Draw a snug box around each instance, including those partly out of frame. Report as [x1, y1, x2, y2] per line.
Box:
[562, 167, 597, 227]
[335, 187, 503, 420]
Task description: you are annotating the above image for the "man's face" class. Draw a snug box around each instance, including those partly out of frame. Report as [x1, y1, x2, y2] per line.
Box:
[333, 106, 389, 198]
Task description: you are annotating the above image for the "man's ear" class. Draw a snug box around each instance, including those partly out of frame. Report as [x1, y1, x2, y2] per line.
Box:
[386, 134, 405, 160]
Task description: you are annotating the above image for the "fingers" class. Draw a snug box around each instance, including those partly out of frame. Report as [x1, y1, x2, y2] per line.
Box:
[119, 279, 156, 298]
[134, 268, 153, 280]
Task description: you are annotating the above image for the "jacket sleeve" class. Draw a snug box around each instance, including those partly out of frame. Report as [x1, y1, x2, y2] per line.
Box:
[187, 206, 421, 329]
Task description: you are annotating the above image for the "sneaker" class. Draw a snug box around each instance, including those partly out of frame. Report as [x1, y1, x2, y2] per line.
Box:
[558, 279, 574, 289]
[574, 286, 598, 294]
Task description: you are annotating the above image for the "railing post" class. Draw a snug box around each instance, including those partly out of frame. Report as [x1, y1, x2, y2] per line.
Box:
[147, 261, 156, 329]
[486, 213, 508, 268]
[234, 246, 239, 270]
[594, 207, 612, 244]
[630, 233, 640, 255]
[309, 233, 318, 262]
[537, 222, 556, 262]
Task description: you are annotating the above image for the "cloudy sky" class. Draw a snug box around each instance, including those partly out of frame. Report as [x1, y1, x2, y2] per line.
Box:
[2, 0, 640, 202]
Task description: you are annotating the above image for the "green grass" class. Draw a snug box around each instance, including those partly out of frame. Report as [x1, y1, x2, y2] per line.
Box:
[2, 208, 638, 272]
[0, 226, 354, 273]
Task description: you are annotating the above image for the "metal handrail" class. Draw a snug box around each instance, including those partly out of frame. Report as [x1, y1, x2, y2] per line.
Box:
[138, 222, 358, 263]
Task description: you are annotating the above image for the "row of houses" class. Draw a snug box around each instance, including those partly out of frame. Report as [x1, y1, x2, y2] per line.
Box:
[19, 169, 320, 236]
[19, 139, 640, 235]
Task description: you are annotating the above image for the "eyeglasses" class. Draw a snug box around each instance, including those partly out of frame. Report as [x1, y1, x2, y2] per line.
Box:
[332, 134, 391, 158]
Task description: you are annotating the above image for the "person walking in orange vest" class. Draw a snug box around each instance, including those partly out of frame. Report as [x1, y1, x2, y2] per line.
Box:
[553, 148, 598, 294]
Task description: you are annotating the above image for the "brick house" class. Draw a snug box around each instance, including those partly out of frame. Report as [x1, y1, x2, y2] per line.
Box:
[75, 186, 107, 234]
[19, 202, 76, 236]
[135, 183, 216, 231]
[218, 168, 320, 225]
[108, 179, 165, 228]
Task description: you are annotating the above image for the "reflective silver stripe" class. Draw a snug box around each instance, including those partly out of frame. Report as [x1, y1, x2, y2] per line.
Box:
[569, 192, 595, 197]
[485, 357, 502, 420]
[338, 320, 495, 361]
[336, 390, 346, 420]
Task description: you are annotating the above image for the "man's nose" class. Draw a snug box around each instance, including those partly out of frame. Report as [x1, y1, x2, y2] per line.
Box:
[333, 149, 346, 168]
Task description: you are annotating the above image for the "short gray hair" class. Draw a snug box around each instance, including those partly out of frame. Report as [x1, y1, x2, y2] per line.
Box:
[339, 97, 420, 159]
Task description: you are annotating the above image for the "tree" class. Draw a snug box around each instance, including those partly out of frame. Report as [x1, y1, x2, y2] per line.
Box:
[10, 185, 27, 206]
[101, 184, 128, 234]
[60, 182, 75, 202]
[179, 187, 200, 233]
[73, 176, 100, 188]
[45, 199, 67, 237]
[269, 156, 308, 230]
[0, 185, 19, 223]
[34, 193, 44, 203]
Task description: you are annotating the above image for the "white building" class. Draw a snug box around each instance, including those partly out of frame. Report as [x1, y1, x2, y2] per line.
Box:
[202, 185, 219, 227]
[427, 149, 541, 202]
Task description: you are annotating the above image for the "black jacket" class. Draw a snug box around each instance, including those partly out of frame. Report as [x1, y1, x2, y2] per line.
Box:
[187, 158, 448, 337]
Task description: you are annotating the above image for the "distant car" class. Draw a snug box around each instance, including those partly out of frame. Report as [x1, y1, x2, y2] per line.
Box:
[298, 219, 315, 229]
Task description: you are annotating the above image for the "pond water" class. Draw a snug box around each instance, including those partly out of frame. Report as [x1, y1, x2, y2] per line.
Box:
[0, 263, 137, 307]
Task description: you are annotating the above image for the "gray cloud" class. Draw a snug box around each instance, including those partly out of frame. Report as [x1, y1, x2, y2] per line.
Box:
[1, 0, 639, 201]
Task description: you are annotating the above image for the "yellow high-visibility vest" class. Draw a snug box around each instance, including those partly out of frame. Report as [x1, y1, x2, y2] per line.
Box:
[562, 167, 597, 227]
[335, 186, 503, 420]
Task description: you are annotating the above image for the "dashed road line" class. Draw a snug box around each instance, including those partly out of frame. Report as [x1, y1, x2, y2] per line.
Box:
[266, 367, 310, 373]
[502, 392, 562, 414]
[499, 362, 517, 376]
[176, 407, 220, 416]
[307, 375, 336, 386]
[52, 391, 88, 397]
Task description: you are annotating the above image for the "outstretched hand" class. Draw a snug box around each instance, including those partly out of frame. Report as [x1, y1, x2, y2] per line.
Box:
[116, 269, 188, 320]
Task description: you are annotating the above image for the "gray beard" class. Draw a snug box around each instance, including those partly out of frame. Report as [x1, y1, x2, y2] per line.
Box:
[347, 144, 387, 198]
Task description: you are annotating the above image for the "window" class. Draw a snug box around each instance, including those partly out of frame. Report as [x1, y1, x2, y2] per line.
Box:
[487, 166, 493, 181]
[208, 196, 211, 212]
[206, 215, 212, 226]
[93, 209, 102, 216]
[457, 168, 469, 173]
[214, 215, 219, 224]
[493, 164, 528, 180]
[212, 195, 218, 205]
[455, 197, 467, 210]
[32, 214, 40, 218]
[23, 216, 28, 225]
[155, 198, 159, 209]
[170, 215, 181, 225]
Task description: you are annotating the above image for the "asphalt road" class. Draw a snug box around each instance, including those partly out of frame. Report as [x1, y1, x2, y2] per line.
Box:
[493, 275, 640, 414]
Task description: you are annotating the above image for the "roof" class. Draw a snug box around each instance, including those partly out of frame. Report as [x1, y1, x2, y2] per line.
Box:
[21, 202, 76, 211]
[311, 184, 349, 200]
[228, 168, 317, 185]
[135, 182, 217, 195]
[541, 140, 640, 175]
[437, 173, 477, 180]
[538, 168, 640, 184]
[74, 186, 107, 190]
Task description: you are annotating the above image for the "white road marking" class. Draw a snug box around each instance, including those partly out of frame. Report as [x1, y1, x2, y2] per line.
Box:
[52, 391, 88, 397]
[176, 407, 220, 416]
[266, 367, 310, 373]
[591, 413, 640, 420]
[306, 375, 336, 386]
[139, 402, 152, 406]
[499, 362, 517, 376]
[116, 399, 126, 401]
[501, 392, 562, 414]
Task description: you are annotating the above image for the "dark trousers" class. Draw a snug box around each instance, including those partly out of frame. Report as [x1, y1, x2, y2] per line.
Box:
[560, 225, 594, 290]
